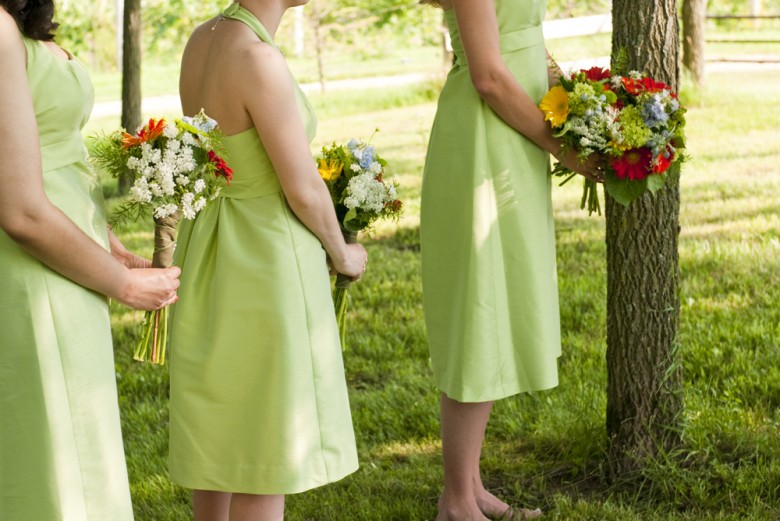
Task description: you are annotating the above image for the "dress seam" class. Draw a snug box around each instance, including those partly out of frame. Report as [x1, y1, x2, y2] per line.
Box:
[487, 174, 508, 399]
[42, 271, 90, 518]
[279, 194, 330, 483]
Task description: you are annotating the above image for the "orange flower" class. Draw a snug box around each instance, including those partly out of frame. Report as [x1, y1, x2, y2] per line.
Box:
[121, 118, 167, 149]
[622, 76, 671, 96]
[652, 147, 674, 174]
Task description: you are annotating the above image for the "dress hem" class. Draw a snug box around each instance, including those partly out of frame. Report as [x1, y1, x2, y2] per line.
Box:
[169, 463, 359, 496]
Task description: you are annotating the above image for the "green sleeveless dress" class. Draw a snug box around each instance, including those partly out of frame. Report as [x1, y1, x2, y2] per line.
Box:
[168, 4, 358, 494]
[420, 0, 562, 403]
[0, 38, 133, 519]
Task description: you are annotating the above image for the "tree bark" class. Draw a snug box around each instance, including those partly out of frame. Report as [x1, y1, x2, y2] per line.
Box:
[306, 3, 329, 93]
[606, 0, 684, 477]
[119, 0, 142, 195]
[682, 0, 708, 86]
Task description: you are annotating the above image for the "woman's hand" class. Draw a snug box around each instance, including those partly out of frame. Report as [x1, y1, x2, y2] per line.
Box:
[114, 266, 181, 311]
[554, 148, 605, 184]
[108, 228, 153, 269]
[331, 243, 368, 281]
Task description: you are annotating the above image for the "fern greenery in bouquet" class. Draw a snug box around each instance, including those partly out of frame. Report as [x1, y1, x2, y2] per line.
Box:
[539, 65, 686, 215]
[89, 110, 232, 364]
[316, 135, 403, 348]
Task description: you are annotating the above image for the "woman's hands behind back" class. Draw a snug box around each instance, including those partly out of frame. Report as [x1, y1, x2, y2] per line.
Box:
[330, 243, 367, 281]
[115, 266, 181, 311]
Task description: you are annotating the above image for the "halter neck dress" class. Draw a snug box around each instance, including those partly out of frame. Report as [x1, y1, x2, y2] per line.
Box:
[421, 0, 562, 402]
[168, 3, 359, 494]
[0, 37, 134, 520]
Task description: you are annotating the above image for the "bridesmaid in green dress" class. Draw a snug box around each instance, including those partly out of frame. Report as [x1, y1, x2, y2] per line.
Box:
[420, 0, 602, 519]
[0, 2, 181, 520]
[168, 1, 367, 519]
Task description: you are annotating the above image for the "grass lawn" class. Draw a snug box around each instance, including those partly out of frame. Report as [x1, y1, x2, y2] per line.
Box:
[103, 62, 780, 520]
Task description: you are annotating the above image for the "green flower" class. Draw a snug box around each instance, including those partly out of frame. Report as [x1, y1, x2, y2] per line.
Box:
[618, 106, 652, 148]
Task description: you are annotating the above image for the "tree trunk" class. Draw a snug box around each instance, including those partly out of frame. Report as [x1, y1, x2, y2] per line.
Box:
[119, 0, 142, 195]
[313, 21, 326, 92]
[682, 0, 708, 86]
[606, 0, 684, 477]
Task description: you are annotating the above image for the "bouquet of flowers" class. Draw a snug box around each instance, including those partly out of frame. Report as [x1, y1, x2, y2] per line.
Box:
[539, 66, 686, 215]
[316, 136, 403, 349]
[89, 110, 233, 364]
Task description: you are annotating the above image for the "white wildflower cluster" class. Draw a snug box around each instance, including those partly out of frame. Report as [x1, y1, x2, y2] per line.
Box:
[123, 120, 225, 221]
[558, 103, 616, 157]
[342, 140, 396, 214]
[559, 113, 610, 157]
[344, 171, 395, 213]
[604, 105, 625, 149]
[316, 136, 402, 233]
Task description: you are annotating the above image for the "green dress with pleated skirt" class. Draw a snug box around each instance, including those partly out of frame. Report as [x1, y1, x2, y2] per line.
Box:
[0, 38, 134, 520]
[420, 0, 562, 403]
[168, 4, 358, 494]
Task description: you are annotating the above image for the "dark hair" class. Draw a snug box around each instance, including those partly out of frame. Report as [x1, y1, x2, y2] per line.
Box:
[0, 0, 58, 41]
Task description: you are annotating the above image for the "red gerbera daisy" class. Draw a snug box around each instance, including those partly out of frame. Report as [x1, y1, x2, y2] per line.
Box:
[208, 150, 234, 185]
[611, 148, 652, 180]
[582, 66, 611, 82]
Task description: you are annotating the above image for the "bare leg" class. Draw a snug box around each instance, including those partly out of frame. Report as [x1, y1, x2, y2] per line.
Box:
[193, 490, 230, 521]
[436, 393, 492, 521]
[437, 395, 542, 521]
[230, 493, 285, 521]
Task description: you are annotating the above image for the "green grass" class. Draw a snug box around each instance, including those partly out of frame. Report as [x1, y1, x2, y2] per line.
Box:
[105, 66, 780, 519]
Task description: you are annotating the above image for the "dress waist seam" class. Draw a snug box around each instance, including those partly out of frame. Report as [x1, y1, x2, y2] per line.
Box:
[452, 24, 544, 67]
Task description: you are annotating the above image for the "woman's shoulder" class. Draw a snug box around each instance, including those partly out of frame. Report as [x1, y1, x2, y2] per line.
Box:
[0, 7, 20, 37]
[223, 20, 282, 67]
[185, 17, 281, 72]
[0, 8, 25, 55]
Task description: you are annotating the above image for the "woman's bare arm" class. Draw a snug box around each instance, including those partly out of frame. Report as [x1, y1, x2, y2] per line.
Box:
[450, 0, 600, 179]
[233, 41, 367, 278]
[0, 11, 179, 310]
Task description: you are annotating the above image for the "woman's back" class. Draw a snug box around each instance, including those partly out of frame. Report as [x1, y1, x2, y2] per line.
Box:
[168, 2, 359, 496]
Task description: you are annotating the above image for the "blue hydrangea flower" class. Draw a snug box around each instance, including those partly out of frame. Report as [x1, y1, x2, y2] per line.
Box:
[642, 95, 669, 128]
[646, 129, 672, 157]
[358, 145, 376, 170]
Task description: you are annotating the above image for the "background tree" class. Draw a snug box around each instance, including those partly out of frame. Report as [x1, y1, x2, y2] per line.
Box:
[120, 0, 142, 194]
[606, 0, 684, 476]
[56, 0, 116, 70]
[683, 0, 708, 86]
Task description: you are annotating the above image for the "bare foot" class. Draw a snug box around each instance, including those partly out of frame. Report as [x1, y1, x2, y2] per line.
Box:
[475, 488, 510, 518]
[474, 489, 541, 520]
[437, 497, 491, 521]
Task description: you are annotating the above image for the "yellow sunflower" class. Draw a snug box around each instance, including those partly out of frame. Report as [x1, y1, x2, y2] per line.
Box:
[539, 86, 569, 128]
[317, 158, 343, 181]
